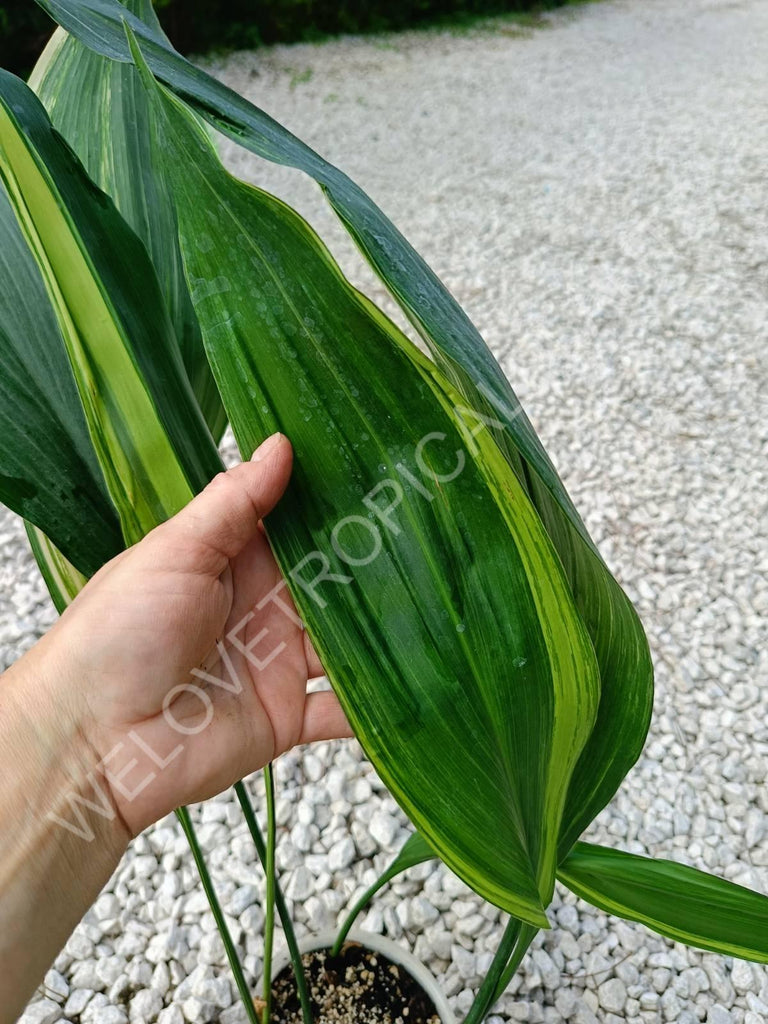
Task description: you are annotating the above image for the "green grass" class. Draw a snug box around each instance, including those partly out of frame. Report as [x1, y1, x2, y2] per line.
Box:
[194, 0, 605, 70]
[0, 0, 605, 80]
[412, 0, 604, 40]
[286, 66, 314, 88]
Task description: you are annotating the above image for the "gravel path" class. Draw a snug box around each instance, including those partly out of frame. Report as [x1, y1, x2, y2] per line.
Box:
[10, 0, 768, 1021]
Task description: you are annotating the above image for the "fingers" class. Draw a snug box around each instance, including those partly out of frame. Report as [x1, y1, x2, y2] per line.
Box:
[303, 632, 325, 679]
[297, 691, 354, 747]
[145, 434, 293, 577]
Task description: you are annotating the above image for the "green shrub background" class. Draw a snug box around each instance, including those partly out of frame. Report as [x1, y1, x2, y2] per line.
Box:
[1, 0, 578, 80]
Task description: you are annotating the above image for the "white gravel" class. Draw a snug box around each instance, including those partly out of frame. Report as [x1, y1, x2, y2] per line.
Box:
[9, 0, 768, 1021]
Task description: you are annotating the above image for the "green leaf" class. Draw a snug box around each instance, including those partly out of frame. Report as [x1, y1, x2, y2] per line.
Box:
[558, 842, 768, 964]
[25, 523, 88, 612]
[0, 182, 123, 576]
[33, 0, 653, 852]
[127, 43, 600, 926]
[0, 69, 221, 546]
[533, 480, 653, 858]
[28, 0, 227, 442]
[334, 833, 436, 953]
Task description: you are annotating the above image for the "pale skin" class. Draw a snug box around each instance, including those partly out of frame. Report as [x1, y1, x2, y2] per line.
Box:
[0, 433, 351, 1023]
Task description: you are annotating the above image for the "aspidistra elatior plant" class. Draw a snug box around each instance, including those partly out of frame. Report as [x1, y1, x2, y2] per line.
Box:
[0, 1, 766, 1020]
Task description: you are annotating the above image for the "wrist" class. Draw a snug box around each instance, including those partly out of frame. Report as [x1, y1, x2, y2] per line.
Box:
[0, 634, 131, 870]
[0, 639, 130, 1022]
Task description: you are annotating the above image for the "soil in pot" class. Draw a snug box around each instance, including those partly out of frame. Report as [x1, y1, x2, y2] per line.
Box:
[268, 941, 442, 1024]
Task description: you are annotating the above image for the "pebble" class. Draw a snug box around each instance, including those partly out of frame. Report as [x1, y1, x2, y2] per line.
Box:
[652, 967, 671, 993]
[731, 959, 757, 993]
[452, 944, 479, 983]
[129, 990, 163, 1021]
[411, 896, 440, 928]
[598, 978, 627, 1014]
[531, 949, 560, 990]
[63, 989, 93, 1017]
[456, 911, 486, 938]
[227, 885, 258, 917]
[181, 998, 216, 1023]
[368, 810, 400, 849]
[573, 1000, 599, 1024]
[425, 925, 453, 961]
[661, 989, 682, 1020]
[85, 1003, 128, 1024]
[199, 931, 228, 965]
[707, 1007, 734, 1024]
[327, 837, 356, 871]
[43, 970, 69, 1002]
[192, 973, 232, 1008]
[68, 962, 102, 992]
[18, 1000, 63, 1024]
[157, 1008, 185, 1024]
[220, 1006, 249, 1024]
[152, 962, 171, 999]
[289, 823, 314, 853]
[302, 753, 323, 782]
[555, 990, 577, 1017]
[304, 894, 332, 931]
[286, 866, 315, 902]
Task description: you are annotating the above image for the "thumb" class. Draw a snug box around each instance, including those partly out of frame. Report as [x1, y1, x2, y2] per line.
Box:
[144, 433, 293, 577]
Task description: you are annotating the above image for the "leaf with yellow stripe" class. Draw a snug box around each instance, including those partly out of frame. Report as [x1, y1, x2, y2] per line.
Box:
[29, 0, 226, 441]
[0, 68, 221, 546]
[558, 842, 768, 964]
[129, 46, 600, 925]
[0, 183, 123, 575]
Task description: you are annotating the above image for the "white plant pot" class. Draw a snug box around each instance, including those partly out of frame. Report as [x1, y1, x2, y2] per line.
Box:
[269, 927, 456, 1024]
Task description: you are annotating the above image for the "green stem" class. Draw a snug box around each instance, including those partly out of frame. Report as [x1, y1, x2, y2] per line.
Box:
[262, 764, 277, 1024]
[234, 781, 313, 1024]
[332, 870, 394, 956]
[461, 919, 537, 1024]
[492, 924, 537, 1001]
[176, 806, 258, 1024]
[461, 917, 519, 1024]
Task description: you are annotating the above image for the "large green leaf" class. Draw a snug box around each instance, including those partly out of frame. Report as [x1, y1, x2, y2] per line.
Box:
[0, 69, 221, 545]
[0, 49, 601, 928]
[123, 45, 600, 926]
[558, 842, 768, 963]
[28, 0, 227, 441]
[33, 0, 653, 852]
[0, 183, 122, 575]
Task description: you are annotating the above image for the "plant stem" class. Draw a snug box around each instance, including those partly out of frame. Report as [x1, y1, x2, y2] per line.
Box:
[262, 764, 277, 1024]
[491, 924, 537, 1001]
[461, 917, 519, 1024]
[332, 872, 390, 956]
[234, 781, 313, 1024]
[461, 918, 537, 1024]
[176, 806, 259, 1024]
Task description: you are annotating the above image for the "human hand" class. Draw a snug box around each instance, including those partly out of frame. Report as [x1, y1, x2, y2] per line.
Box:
[11, 433, 351, 838]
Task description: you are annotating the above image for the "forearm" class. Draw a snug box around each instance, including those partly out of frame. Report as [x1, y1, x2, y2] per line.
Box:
[0, 641, 129, 1024]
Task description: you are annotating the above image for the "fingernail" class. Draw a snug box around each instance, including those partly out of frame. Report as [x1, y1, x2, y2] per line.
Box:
[251, 432, 284, 463]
